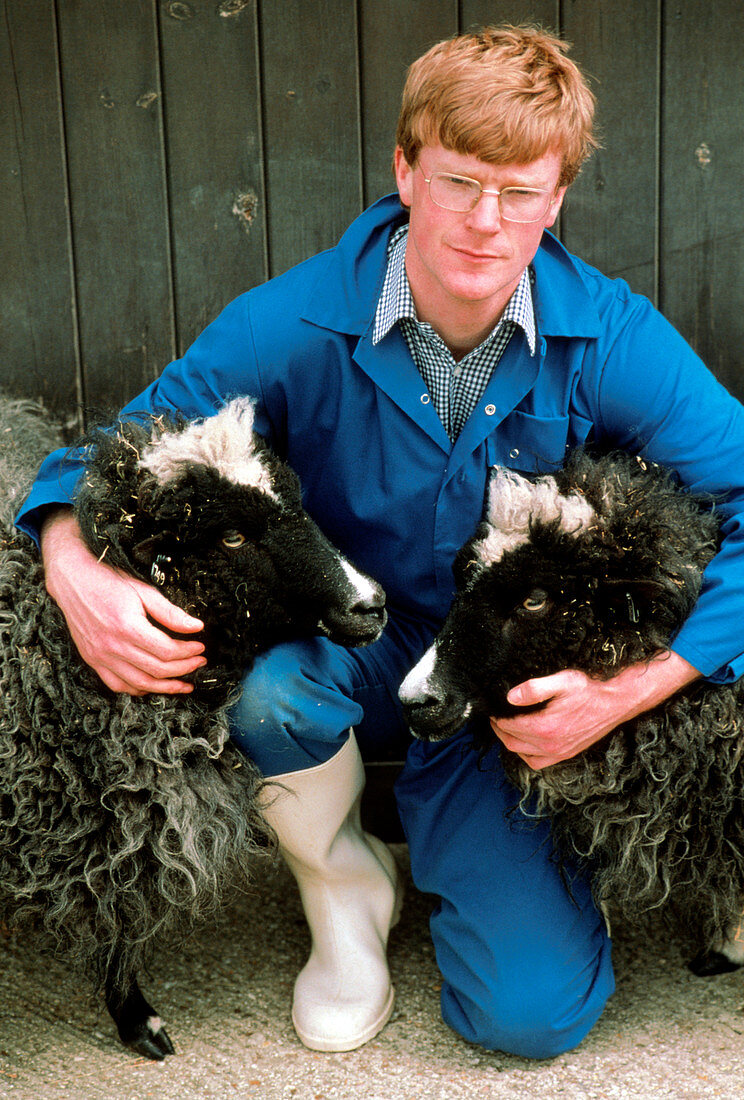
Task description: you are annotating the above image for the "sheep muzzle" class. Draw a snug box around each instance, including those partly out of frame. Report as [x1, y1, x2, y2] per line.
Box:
[399, 644, 473, 742]
[317, 564, 387, 646]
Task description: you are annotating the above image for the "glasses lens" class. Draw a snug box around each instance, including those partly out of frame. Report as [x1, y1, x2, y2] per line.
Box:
[499, 188, 551, 223]
[429, 174, 480, 212]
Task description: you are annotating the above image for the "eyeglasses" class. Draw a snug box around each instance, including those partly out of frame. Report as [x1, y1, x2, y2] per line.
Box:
[419, 167, 555, 223]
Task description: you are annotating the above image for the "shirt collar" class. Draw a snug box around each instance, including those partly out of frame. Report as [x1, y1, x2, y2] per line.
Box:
[372, 224, 537, 355]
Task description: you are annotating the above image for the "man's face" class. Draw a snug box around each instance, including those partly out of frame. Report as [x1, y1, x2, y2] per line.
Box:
[394, 144, 567, 327]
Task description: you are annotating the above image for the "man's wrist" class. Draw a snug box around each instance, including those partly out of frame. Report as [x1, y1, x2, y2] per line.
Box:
[608, 650, 701, 723]
[40, 506, 77, 555]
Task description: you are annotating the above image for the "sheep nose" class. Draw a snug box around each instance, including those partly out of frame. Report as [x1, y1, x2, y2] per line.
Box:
[318, 573, 387, 646]
[350, 586, 386, 622]
[401, 694, 439, 719]
[400, 694, 459, 743]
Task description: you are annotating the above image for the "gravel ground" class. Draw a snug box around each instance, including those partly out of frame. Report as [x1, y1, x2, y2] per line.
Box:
[2, 845, 744, 1100]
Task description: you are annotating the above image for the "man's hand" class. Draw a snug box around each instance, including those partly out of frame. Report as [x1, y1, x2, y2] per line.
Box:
[41, 509, 207, 695]
[490, 651, 701, 770]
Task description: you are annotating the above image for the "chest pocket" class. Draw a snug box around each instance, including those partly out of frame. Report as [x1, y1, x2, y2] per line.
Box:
[486, 410, 594, 475]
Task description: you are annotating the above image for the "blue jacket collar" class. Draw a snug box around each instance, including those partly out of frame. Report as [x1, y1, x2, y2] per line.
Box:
[531, 231, 603, 339]
[300, 195, 407, 336]
[300, 192, 602, 340]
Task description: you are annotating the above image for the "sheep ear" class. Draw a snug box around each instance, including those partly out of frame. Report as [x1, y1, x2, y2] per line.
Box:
[599, 577, 672, 623]
[131, 532, 175, 566]
[132, 532, 180, 587]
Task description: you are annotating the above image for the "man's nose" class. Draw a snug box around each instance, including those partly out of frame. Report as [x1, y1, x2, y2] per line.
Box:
[464, 192, 504, 232]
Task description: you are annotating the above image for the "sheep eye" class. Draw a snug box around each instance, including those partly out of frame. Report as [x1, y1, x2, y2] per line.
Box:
[522, 592, 548, 612]
[221, 531, 246, 549]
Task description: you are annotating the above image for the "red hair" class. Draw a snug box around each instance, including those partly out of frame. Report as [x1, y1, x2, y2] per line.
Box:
[396, 25, 597, 186]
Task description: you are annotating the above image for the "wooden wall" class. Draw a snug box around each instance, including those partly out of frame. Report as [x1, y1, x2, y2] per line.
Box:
[3, 0, 744, 428]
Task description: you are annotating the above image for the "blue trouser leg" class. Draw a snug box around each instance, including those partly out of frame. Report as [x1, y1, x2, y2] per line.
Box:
[229, 616, 614, 1058]
[395, 733, 615, 1059]
[229, 613, 431, 776]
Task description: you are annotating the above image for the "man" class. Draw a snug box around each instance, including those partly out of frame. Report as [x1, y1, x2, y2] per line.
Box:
[18, 26, 744, 1058]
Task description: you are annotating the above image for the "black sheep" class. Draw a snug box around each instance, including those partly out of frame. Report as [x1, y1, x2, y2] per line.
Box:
[0, 397, 386, 1059]
[400, 450, 744, 974]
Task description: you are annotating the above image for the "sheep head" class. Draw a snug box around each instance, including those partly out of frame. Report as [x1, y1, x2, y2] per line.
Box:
[400, 451, 719, 745]
[74, 399, 386, 687]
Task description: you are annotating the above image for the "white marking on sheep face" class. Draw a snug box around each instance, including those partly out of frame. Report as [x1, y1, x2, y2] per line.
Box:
[399, 644, 438, 705]
[139, 397, 278, 499]
[341, 558, 379, 605]
[473, 467, 597, 567]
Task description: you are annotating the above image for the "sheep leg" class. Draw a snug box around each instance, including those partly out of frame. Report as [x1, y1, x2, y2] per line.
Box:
[104, 972, 175, 1060]
[688, 950, 742, 976]
[688, 919, 744, 977]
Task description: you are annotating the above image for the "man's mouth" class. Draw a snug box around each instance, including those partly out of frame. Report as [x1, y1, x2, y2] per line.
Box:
[452, 246, 505, 262]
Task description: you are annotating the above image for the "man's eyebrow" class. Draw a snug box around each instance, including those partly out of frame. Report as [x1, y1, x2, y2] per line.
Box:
[432, 163, 553, 188]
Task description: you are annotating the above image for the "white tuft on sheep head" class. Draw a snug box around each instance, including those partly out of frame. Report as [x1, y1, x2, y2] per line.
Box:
[139, 397, 278, 499]
[472, 467, 597, 569]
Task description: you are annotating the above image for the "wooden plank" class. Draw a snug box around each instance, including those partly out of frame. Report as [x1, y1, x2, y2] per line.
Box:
[460, 1, 559, 34]
[0, 0, 79, 421]
[359, 0, 457, 206]
[158, 0, 267, 356]
[660, 1, 744, 401]
[260, 0, 361, 276]
[56, 0, 174, 415]
[560, 2, 659, 299]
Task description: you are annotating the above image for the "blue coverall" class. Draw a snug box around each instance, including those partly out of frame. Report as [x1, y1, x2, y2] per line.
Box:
[19, 194, 744, 1057]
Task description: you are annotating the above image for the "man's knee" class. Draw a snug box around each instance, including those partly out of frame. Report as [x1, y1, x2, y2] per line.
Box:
[440, 947, 614, 1060]
[228, 641, 362, 775]
[231, 645, 305, 730]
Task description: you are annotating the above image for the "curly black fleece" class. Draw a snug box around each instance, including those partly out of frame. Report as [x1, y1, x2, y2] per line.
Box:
[0, 405, 344, 994]
[441, 451, 743, 950]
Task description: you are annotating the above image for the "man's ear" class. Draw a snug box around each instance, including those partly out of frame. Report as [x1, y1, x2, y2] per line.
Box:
[544, 185, 568, 229]
[394, 146, 414, 208]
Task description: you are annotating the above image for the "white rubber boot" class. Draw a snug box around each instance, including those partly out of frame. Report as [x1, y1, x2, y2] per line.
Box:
[260, 731, 402, 1052]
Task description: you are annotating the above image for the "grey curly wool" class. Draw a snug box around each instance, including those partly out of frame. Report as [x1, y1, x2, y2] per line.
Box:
[0, 413, 263, 993]
[401, 450, 744, 958]
[0, 395, 386, 1058]
[0, 542, 264, 976]
[0, 395, 65, 527]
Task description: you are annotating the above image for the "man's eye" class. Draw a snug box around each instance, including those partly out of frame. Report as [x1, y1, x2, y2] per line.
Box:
[221, 531, 246, 549]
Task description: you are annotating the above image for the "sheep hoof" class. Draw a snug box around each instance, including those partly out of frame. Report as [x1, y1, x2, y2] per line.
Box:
[688, 950, 743, 977]
[124, 1017, 176, 1060]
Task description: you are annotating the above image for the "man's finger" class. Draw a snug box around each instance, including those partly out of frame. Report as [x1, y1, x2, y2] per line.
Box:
[137, 582, 205, 634]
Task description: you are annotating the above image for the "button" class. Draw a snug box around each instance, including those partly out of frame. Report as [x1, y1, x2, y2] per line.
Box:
[485, 404, 496, 416]
[509, 448, 520, 459]
[421, 393, 430, 404]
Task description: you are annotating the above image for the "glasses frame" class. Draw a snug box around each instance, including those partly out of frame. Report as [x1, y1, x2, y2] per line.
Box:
[419, 166, 555, 223]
